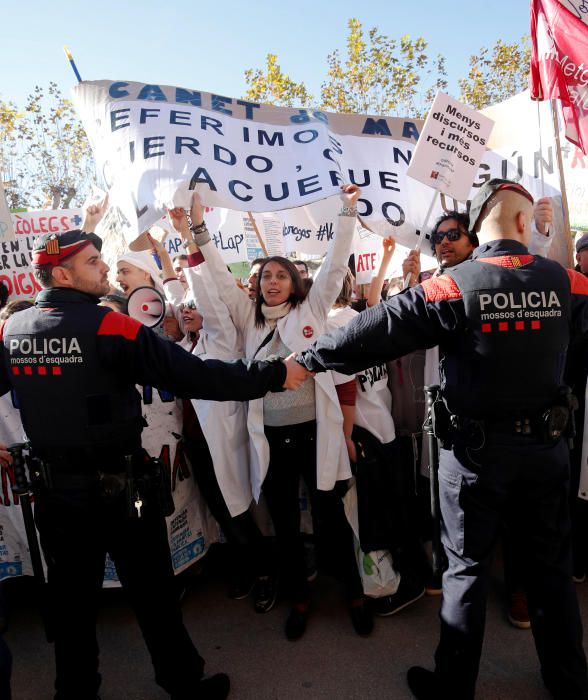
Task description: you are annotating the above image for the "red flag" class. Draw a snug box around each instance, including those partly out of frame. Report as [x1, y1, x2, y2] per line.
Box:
[530, 0, 588, 153]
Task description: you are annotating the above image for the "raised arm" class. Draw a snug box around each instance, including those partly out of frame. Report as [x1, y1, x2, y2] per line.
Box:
[305, 185, 360, 320]
[147, 232, 185, 307]
[184, 193, 254, 335]
[529, 197, 554, 256]
[367, 237, 395, 307]
[81, 192, 109, 233]
[169, 206, 243, 357]
[402, 250, 421, 289]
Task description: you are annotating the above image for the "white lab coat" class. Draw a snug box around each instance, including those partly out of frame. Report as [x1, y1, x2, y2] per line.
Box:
[182, 260, 253, 517]
[327, 305, 396, 445]
[199, 214, 356, 501]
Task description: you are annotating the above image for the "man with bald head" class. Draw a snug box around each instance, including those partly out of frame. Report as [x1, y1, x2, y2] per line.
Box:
[297, 179, 588, 699]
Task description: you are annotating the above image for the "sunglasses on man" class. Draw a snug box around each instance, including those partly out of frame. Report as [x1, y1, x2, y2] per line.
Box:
[431, 228, 464, 246]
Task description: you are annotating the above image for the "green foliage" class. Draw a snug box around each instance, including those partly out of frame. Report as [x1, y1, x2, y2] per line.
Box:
[320, 19, 447, 117]
[459, 37, 531, 110]
[244, 54, 313, 108]
[244, 20, 530, 118]
[0, 82, 95, 210]
[244, 18, 448, 117]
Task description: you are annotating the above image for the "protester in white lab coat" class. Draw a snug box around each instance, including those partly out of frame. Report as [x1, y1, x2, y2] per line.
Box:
[184, 186, 370, 640]
[168, 209, 278, 612]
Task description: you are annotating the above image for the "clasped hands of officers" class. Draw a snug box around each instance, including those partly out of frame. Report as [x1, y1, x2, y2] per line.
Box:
[282, 354, 313, 390]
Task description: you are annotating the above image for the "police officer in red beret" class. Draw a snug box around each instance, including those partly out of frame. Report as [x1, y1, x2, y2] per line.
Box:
[0, 228, 309, 700]
[299, 179, 588, 700]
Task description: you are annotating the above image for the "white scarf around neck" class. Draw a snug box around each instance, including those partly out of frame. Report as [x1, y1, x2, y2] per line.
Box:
[261, 301, 291, 328]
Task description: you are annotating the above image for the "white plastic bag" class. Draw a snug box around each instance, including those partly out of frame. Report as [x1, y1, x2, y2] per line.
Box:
[343, 481, 400, 598]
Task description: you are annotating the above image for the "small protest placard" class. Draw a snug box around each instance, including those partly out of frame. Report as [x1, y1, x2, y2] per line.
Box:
[407, 92, 494, 201]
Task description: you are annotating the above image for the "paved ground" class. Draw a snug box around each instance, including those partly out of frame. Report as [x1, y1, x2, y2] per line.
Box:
[5, 547, 587, 699]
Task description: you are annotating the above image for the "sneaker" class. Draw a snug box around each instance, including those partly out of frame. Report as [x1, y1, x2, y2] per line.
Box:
[285, 603, 309, 641]
[372, 574, 425, 617]
[573, 569, 586, 584]
[227, 576, 255, 600]
[252, 576, 278, 614]
[348, 598, 374, 636]
[507, 591, 531, 630]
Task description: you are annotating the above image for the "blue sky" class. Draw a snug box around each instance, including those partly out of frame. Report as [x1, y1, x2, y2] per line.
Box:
[3, 0, 532, 108]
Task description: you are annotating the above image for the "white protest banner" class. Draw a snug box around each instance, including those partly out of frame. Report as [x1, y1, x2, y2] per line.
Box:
[208, 209, 281, 263]
[214, 209, 251, 263]
[353, 225, 382, 285]
[565, 146, 588, 230]
[406, 92, 494, 201]
[74, 81, 572, 264]
[482, 90, 585, 265]
[353, 228, 438, 286]
[0, 209, 83, 301]
[72, 80, 435, 247]
[276, 196, 342, 255]
[0, 183, 15, 243]
[11, 208, 84, 236]
[73, 81, 346, 242]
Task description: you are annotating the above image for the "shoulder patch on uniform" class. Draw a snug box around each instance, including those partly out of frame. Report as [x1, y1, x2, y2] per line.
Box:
[477, 255, 534, 268]
[567, 269, 588, 296]
[421, 274, 462, 303]
[97, 311, 142, 341]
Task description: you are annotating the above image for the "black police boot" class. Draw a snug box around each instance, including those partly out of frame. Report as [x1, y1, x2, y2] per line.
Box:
[348, 598, 374, 636]
[197, 673, 230, 700]
[171, 672, 230, 700]
[407, 666, 474, 700]
[406, 666, 441, 699]
[284, 603, 309, 641]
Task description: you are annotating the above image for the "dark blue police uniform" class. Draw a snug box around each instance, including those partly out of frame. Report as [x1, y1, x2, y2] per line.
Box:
[0, 286, 286, 700]
[300, 238, 588, 699]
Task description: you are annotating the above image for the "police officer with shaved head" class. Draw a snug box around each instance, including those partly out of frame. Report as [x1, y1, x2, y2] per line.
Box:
[298, 179, 588, 700]
[0, 228, 308, 700]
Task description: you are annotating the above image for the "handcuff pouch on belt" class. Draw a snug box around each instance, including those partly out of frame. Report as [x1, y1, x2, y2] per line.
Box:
[31, 448, 175, 519]
[113, 452, 175, 519]
[541, 386, 578, 447]
[98, 472, 127, 503]
[429, 395, 454, 450]
[144, 455, 175, 518]
[430, 386, 578, 449]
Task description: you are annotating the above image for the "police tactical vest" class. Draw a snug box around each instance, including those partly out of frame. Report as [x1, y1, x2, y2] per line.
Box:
[441, 243, 571, 419]
[2, 288, 142, 453]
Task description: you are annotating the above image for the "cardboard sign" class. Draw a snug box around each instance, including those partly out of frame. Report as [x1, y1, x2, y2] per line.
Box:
[407, 92, 494, 201]
[1, 209, 83, 300]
